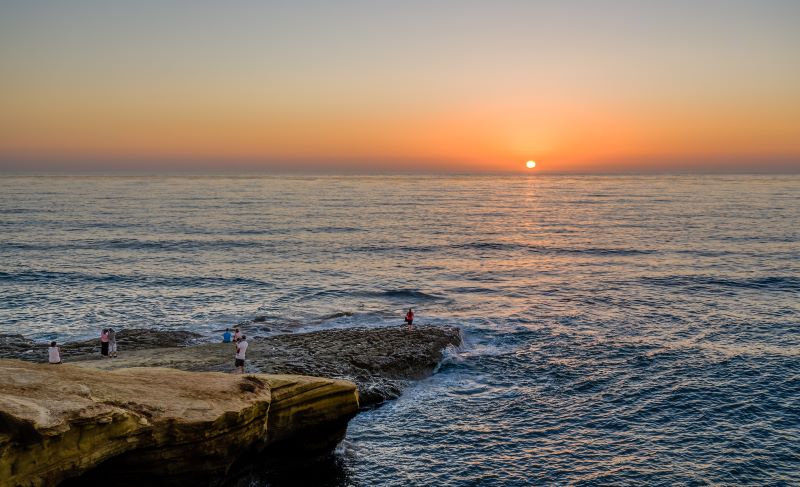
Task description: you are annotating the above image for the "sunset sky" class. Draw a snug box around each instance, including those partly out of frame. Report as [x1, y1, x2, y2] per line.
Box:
[1, 1, 798, 173]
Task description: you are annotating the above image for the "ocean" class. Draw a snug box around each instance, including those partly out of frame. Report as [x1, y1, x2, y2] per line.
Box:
[1, 175, 798, 485]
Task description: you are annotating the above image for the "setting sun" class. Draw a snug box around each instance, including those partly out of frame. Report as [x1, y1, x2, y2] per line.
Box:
[526, 161, 536, 169]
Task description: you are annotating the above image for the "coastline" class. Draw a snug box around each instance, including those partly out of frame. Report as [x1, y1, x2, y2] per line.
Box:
[1, 325, 462, 408]
[0, 325, 461, 486]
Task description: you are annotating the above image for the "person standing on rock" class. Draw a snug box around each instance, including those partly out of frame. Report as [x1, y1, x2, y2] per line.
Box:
[233, 328, 242, 342]
[48, 341, 62, 364]
[108, 328, 118, 358]
[405, 308, 414, 330]
[223, 328, 232, 343]
[100, 329, 110, 357]
[234, 335, 248, 374]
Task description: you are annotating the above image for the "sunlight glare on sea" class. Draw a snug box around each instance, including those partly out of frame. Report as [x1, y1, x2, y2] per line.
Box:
[1, 174, 798, 485]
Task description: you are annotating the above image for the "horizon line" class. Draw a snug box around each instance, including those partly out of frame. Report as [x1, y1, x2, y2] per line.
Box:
[2, 168, 800, 177]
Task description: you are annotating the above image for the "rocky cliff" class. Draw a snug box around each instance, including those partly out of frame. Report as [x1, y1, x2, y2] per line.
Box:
[0, 360, 358, 487]
[0, 325, 462, 485]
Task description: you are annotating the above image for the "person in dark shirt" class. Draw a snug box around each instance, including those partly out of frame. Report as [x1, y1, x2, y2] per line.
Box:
[100, 329, 109, 357]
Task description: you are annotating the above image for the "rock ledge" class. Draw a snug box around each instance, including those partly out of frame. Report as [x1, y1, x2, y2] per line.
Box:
[0, 360, 358, 487]
[73, 325, 463, 407]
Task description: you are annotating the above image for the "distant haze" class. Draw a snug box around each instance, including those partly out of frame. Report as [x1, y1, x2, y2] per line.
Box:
[1, 1, 799, 173]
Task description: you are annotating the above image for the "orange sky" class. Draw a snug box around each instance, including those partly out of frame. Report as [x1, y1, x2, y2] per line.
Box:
[1, 1, 799, 173]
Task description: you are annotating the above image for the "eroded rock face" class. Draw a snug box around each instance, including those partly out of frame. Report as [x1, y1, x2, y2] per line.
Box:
[0, 360, 358, 487]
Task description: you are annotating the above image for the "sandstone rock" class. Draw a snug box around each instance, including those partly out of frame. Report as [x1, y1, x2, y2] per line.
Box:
[0, 360, 358, 487]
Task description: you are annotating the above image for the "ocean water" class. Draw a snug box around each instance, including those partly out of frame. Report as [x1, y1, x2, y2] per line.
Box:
[1, 175, 798, 485]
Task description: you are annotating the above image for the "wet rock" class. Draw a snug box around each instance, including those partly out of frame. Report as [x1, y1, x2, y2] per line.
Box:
[252, 325, 462, 406]
[0, 334, 36, 360]
[0, 329, 203, 363]
[64, 328, 204, 358]
[0, 360, 358, 487]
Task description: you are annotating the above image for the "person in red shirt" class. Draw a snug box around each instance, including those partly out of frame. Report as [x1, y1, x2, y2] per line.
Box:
[404, 308, 414, 330]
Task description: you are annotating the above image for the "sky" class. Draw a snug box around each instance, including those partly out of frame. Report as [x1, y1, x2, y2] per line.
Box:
[1, 0, 799, 173]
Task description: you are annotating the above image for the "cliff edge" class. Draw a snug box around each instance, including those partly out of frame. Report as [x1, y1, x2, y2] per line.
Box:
[72, 325, 463, 407]
[0, 361, 358, 487]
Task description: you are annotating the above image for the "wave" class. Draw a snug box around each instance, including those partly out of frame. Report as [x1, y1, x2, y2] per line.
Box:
[346, 241, 655, 256]
[302, 226, 363, 234]
[2, 238, 272, 252]
[461, 242, 656, 256]
[371, 289, 447, 301]
[0, 208, 36, 215]
[642, 275, 800, 292]
[0, 270, 272, 288]
[297, 287, 448, 303]
[344, 244, 439, 253]
[229, 229, 288, 236]
[317, 311, 355, 321]
[446, 286, 502, 294]
[105, 239, 270, 251]
[672, 249, 800, 259]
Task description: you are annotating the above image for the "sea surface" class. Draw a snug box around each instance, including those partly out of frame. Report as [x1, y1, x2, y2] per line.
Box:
[1, 175, 798, 485]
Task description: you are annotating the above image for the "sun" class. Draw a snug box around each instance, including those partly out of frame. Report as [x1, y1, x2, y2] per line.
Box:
[526, 160, 536, 169]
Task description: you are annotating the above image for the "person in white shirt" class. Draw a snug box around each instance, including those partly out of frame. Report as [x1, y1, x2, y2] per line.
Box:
[234, 336, 248, 374]
[108, 328, 118, 358]
[48, 341, 62, 364]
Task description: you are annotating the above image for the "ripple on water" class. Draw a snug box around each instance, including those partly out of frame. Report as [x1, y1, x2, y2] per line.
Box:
[1, 175, 798, 485]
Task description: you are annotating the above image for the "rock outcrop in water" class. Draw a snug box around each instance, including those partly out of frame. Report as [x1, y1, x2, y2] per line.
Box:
[1, 326, 462, 404]
[0, 325, 461, 485]
[0, 360, 358, 487]
[75, 325, 463, 406]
